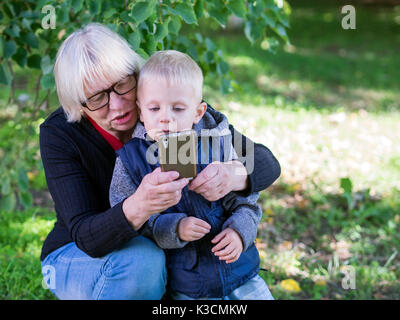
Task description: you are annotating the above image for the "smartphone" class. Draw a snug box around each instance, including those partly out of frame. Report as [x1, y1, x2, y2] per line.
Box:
[158, 130, 197, 179]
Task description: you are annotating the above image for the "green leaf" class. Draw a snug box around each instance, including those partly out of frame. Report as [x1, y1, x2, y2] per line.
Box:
[0, 36, 4, 57]
[5, 25, 20, 38]
[168, 15, 181, 35]
[169, 3, 197, 25]
[27, 54, 41, 69]
[131, 0, 156, 24]
[41, 55, 53, 75]
[244, 20, 262, 43]
[40, 73, 55, 89]
[24, 32, 39, 49]
[71, 0, 83, 13]
[1, 176, 11, 195]
[0, 61, 11, 85]
[207, 1, 229, 27]
[13, 47, 27, 67]
[273, 24, 288, 41]
[104, 8, 117, 19]
[220, 78, 232, 94]
[135, 48, 149, 60]
[142, 33, 156, 55]
[1, 192, 16, 212]
[217, 60, 229, 75]
[154, 23, 168, 43]
[227, 0, 247, 19]
[89, 0, 101, 15]
[4, 40, 17, 59]
[17, 167, 29, 193]
[340, 177, 353, 194]
[19, 191, 33, 209]
[194, 0, 204, 19]
[58, 3, 70, 24]
[128, 31, 141, 50]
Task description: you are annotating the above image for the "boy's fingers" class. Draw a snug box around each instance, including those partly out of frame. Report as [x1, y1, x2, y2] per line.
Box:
[220, 248, 240, 263]
[211, 232, 223, 245]
[211, 229, 228, 244]
[215, 243, 235, 258]
[211, 236, 230, 253]
[192, 225, 210, 234]
[193, 219, 211, 230]
[189, 231, 207, 240]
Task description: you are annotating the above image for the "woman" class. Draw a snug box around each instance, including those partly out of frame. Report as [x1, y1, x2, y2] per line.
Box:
[40, 23, 281, 300]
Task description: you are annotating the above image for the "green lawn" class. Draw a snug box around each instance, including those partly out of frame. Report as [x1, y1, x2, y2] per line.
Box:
[1, 0, 399, 299]
[201, 0, 400, 299]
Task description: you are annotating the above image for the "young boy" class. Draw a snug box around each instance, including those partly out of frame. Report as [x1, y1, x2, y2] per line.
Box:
[109, 50, 273, 300]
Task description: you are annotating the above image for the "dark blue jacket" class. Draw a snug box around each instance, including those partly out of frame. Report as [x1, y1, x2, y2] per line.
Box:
[117, 135, 260, 298]
[39, 106, 281, 262]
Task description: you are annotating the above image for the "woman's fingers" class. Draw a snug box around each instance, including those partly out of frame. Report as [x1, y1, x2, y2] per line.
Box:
[147, 167, 180, 185]
[188, 162, 219, 192]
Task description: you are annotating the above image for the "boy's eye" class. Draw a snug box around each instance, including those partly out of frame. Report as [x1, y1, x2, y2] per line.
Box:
[149, 106, 160, 111]
[173, 106, 185, 111]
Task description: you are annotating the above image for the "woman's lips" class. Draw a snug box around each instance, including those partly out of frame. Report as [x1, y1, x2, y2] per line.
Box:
[112, 111, 133, 125]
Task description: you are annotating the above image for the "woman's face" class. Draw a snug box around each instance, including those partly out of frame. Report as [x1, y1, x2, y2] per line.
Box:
[82, 77, 138, 141]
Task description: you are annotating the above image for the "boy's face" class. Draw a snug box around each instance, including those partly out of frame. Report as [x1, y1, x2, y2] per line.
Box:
[137, 78, 207, 141]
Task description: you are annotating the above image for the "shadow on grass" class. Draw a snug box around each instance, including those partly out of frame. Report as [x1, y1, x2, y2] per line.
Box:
[205, 0, 400, 113]
[257, 181, 400, 299]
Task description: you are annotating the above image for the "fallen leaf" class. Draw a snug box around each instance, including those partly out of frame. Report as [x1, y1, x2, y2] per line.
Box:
[280, 279, 301, 293]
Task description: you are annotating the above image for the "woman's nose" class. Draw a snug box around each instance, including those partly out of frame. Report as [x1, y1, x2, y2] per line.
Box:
[108, 91, 124, 110]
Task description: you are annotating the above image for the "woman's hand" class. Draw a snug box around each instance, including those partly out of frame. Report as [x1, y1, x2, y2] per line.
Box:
[188, 160, 249, 202]
[123, 167, 189, 230]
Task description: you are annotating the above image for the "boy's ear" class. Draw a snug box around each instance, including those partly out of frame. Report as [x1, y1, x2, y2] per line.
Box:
[193, 102, 207, 124]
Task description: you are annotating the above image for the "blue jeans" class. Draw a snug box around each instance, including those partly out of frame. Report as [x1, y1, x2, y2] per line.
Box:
[170, 274, 274, 300]
[41, 236, 167, 300]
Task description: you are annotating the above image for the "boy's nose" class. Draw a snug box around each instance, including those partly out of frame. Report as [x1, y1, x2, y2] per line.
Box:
[160, 109, 172, 123]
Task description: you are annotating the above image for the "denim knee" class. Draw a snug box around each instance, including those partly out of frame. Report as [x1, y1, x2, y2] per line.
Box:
[98, 236, 167, 299]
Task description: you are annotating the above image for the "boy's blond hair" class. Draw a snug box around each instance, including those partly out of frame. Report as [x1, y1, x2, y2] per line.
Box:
[138, 50, 203, 104]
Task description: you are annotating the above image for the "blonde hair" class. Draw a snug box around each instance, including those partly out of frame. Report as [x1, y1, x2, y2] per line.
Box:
[54, 23, 145, 122]
[138, 50, 203, 103]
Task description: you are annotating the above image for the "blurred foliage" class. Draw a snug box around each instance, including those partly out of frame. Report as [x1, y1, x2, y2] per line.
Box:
[0, 0, 290, 95]
[1, 0, 400, 300]
[0, 0, 291, 212]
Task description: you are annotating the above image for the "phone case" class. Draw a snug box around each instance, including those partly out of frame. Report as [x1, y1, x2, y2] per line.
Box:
[158, 130, 197, 179]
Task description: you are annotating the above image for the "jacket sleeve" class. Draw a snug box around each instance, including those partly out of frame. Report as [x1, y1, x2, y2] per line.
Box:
[110, 156, 188, 249]
[40, 124, 139, 258]
[221, 192, 262, 251]
[229, 124, 281, 196]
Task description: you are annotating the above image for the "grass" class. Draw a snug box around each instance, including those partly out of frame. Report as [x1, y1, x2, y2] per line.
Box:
[201, 0, 400, 299]
[0, 0, 399, 299]
[0, 208, 56, 299]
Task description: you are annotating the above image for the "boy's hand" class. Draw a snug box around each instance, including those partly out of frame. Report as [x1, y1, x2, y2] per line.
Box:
[211, 228, 243, 264]
[177, 217, 211, 242]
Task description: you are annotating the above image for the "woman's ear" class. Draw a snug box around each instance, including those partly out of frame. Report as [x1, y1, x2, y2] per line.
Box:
[193, 102, 207, 124]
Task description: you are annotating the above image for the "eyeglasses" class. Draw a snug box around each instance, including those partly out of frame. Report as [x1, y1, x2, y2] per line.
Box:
[81, 73, 137, 111]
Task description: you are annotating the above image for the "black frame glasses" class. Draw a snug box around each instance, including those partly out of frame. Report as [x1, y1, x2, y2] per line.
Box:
[81, 73, 137, 111]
